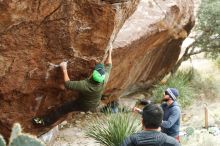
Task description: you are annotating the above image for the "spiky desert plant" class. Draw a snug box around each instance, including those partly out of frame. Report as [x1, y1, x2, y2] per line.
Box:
[0, 123, 45, 146]
[10, 134, 44, 146]
[86, 113, 141, 146]
[9, 123, 22, 144]
[0, 135, 6, 146]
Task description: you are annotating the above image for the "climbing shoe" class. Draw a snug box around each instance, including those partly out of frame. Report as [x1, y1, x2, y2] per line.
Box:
[32, 117, 45, 126]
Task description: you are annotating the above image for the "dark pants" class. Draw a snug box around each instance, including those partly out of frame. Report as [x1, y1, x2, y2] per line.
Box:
[42, 100, 86, 126]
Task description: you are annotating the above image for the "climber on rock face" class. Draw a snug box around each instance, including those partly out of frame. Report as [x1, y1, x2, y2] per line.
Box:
[32, 44, 113, 126]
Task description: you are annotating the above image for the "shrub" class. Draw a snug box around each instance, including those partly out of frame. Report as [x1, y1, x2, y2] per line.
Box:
[152, 69, 196, 108]
[86, 113, 141, 146]
[191, 69, 217, 99]
[215, 57, 220, 69]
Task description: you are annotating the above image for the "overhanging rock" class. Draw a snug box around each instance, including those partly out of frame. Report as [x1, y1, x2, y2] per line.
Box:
[0, 0, 140, 137]
[107, 0, 195, 99]
[0, 0, 194, 137]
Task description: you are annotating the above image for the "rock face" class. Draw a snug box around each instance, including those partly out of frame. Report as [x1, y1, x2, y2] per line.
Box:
[107, 0, 195, 98]
[0, 0, 194, 137]
[0, 0, 140, 137]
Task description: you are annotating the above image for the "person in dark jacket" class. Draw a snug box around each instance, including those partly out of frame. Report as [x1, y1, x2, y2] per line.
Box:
[161, 88, 181, 141]
[32, 44, 113, 126]
[121, 103, 179, 146]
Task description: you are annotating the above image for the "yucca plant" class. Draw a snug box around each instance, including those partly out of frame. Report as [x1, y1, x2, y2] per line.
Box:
[86, 113, 141, 146]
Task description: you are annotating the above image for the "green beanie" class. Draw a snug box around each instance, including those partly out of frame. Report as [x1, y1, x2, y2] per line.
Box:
[92, 70, 105, 83]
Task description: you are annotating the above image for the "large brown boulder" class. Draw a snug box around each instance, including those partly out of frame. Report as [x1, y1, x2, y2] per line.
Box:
[0, 0, 194, 137]
[0, 0, 140, 137]
[107, 0, 195, 98]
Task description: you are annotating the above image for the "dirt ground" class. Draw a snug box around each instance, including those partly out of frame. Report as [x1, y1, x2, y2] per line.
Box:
[179, 58, 220, 146]
[51, 112, 101, 146]
[51, 58, 220, 146]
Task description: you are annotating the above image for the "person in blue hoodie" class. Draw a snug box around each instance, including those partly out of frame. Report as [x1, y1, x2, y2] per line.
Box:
[132, 88, 181, 142]
[161, 88, 181, 141]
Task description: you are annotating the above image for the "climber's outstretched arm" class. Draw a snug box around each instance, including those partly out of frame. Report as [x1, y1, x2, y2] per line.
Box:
[60, 62, 70, 82]
[105, 43, 112, 65]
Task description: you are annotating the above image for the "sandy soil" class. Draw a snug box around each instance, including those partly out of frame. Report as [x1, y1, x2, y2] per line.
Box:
[52, 112, 101, 146]
[180, 58, 220, 146]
